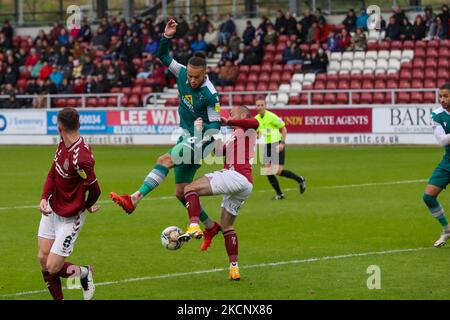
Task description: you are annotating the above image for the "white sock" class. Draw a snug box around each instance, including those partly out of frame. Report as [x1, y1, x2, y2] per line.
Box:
[230, 262, 238, 268]
[189, 223, 199, 228]
[131, 191, 143, 205]
[80, 266, 89, 278]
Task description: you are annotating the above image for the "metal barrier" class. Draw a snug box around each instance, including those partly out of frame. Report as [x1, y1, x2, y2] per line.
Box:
[143, 88, 440, 108]
[0, 93, 124, 108]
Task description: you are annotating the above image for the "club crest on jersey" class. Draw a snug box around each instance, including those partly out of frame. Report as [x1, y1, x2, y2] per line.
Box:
[63, 158, 69, 170]
[77, 169, 87, 180]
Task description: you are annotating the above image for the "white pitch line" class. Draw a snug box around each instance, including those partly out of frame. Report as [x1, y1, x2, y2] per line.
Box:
[0, 246, 433, 298]
[0, 179, 427, 211]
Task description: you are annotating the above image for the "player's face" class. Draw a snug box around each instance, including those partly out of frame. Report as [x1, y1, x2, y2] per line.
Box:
[255, 99, 266, 115]
[229, 106, 240, 120]
[187, 65, 206, 89]
[440, 89, 450, 109]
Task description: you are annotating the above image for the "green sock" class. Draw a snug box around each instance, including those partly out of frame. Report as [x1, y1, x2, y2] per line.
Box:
[423, 193, 449, 227]
[138, 164, 169, 197]
[178, 197, 209, 222]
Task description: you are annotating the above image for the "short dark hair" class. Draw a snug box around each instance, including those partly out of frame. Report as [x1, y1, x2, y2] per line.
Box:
[440, 83, 450, 90]
[57, 107, 80, 131]
[188, 51, 207, 68]
[255, 95, 266, 102]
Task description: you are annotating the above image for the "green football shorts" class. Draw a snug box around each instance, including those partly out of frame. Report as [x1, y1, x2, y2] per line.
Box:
[428, 158, 450, 189]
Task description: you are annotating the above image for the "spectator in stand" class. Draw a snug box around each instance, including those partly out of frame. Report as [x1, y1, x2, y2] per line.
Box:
[219, 14, 236, 45]
[39, 60, 52, 80]
[294, 22, 305, 44]
[411, 15, 426, 40]
[399, 17, 413, 40]
[92, 27, 109, 50]
[198, 14, 211, 36]
[385, 16, 401, 40]
[4, 65, 17, 86]
[240, 38, 263, 66]
[84, 75, 96, 94]
[190, 33, 207, 52]
[438, 4, 449, 38]
[58, 28, 69, 45]
[25, 78, 38, 94]
[31, 59, 43, 78]
[285, 11, 298, 35]
[81, 55, 96, 77]
[1, 20, 13, 40]
[337, 28, 351, 51]
[424, 6, 437, 39]
[45, 78, 57, 94]
[274, 10, 286, 34]
[72, 59, 83, 79]
[242, 20, 256, 45]
[72, 41, 85, 60]
[183, 22, 198, 43]
[62, 55, 74, 79]
[127, 36, 142, 60]
[264, 24, 277, 45]
[350, 27, 367, 51]
[300, 8, 316, 39]
[0, 32, 12, 51]
[117, 68, 132, 88]
[310, 48, 328, 74]
[57, 78, 73, 94]
[175, 16, 189, 39]
[435, 16, 448, 39]
[72, 78, 84, 94]
[136, 66, 151, 79]
[356, 8, 369, 31]
[217, 60, 238, 86]
[220, 45, 235, 62]
[393, 5, 408, 26]
[77, 19, 92, 42]
[204, 24, 219, 57]
[149, 61, 166, 90]
[173, 41, 192, 65]
[94, 73, 109, 93]
[343, 9, 357, 32]
[1, 83, 16, 95]
[282, 41, 302, 65]
[106, 66, 120, 87]
[57, 46, 69, 66]
[25, 48, 40, 71]
[49, 65, 63, 86]
[144, 36, 158, 55]
[1, 93, 20, 109]
[306, 21, 318, 44]
[315, 8, 326, 24]
[326, 30, 338, 52]
[228, 32, 241, 57]
[315, 20, 332, 44]
[258, 15, 271, 34]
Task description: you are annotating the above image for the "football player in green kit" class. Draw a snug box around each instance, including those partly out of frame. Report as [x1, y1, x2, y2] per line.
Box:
[110, 19, 221, 249]
[423, 83, 450, 247]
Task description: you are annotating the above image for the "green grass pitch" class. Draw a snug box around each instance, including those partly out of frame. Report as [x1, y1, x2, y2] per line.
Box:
[1, 145, 450, 300]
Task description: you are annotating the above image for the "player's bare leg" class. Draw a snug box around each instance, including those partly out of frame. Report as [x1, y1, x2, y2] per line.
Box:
[423, 184, 450, 247]
[221, 209, 239, 281]
[110, 153, 172, 214]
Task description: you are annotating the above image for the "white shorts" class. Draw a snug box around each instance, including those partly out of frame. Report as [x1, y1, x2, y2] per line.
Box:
[37, 206, 86, 257]
[205, 169, 253, 216]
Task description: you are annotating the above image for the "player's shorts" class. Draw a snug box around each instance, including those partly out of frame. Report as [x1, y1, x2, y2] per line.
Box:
[428, 158, 450, 189]
[37, 205, 86, 257]
[263, 142, 286, 165]
[167, 135, 215, 184]
[205, 169, 253, 216]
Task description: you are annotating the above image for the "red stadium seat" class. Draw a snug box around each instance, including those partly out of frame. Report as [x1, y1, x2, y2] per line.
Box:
[428, 40, 439, 48]
[249, 65, 261, 73]
[243, 95, 255, 105]
[234, 84, 245, 92]
[399, 69, 412, 80]
[257, 82, 269, 91]
[233, 95, 244, 106]
[367, 42, 378, 51]
[425, 59, 438, 69]
[299, 93, 309, 104]
[110, 87, 121, 93]
[351, 93, 361, 104]
[324, 93, 336, 104]
[437, 69, 450, 80]
[438, 47, 449, 57]
[315, 73, 327, 82]
[412, 58, 425, 68]
[259, 72, 270, 83]
[122, 87, 132, 95]
[362, 80, 373, 89]
[261, 64, 272, 72]
[312, 93, 324, 105]
[283, 64, 295, 73]
[128, 95, 140, 107]
[373, 92, 385, 104]
[97, 98, 108, 107]
[390, 41, 402, 50]
[438, 59, 450, 69]
[247, 73, 258, 82]
[326, 81, 337, 90]
[424, 92, 436, 103]
[272, 64, 283, 72]
[87, 98, 97, 107]
[403, 40, 415, 50]
[411, 80, 423, 89]
[262, 53, 274, 63]
[386, 72, 400, 81]
[131, 86, 142, 95]
[336, 93, 348, 104]
[350, 80, 362, 89]
[401, 61, 413, 70]
[220, 95, 230, 105]
[236, 73, 247, 83]
[424, 79, 437, 88]
[415, 40, 427, 48]
[426, 49, 439, 59]
[378, 41, 391, 50]
[239, 65, 250, 73]
[120, 96, 128, 107]
[274, 53, 283, 63]
[399, 80, 411, 88]
[268, 83, 279, 91]
[374, 80, 386, 89]
[223, 86, 233, 92]
[280, 73, 292, 84]
[360, 93, 373, 104]
[288, 95, 300, 105]
[141, 87, 153, 95]
[397, 92, 410, 103]
[338, 80, 349, 90]
[414, 48, 426, 59]
[314, 81, 326, 90]
[271, 73, 281, 84]
[412, 69, 425, 80]
[265, 44, 276, 53]
[107, 97, 118, 106]
[410, 92, 424, 103]
[245, 83, 256, 91]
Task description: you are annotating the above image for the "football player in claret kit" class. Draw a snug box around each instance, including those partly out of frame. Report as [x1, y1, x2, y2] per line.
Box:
[178, 106, 259, 280]
[38, 107, 101, 300]
[423, 83, 450, 247]
[110, 18, 221, 245]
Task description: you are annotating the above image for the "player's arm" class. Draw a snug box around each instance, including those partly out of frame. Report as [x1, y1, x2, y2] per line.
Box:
[157, 19, 185, 77]
[271, 115, 286, 151]
[434, 125, 450, 147]
[78, 157, 101, 213]
[40, 161, 56, 215]
[225, 118, 260, 130]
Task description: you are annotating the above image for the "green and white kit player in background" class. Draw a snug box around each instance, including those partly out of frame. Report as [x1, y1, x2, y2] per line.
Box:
[423, 83, 450, 247]
[110, 19, 222, 245]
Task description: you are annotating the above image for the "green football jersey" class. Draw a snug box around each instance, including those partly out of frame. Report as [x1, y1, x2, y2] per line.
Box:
[432, 107, 450, 158]
[157, 36, 221, 137]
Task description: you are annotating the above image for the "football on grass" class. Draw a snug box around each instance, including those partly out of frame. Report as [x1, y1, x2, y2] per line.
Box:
[161, 226, 184, 250]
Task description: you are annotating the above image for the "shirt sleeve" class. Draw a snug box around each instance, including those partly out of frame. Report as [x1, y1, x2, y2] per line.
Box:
[41, 161, 56, 200]
[77, 154, 97, 186]
[157, 35, 185, 78]
[271, 114, 285, 129]
[205, 93, 221, 125]
[434, 125, 450, 147]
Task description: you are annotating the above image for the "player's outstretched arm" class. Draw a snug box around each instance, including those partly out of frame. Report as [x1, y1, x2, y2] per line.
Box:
[157, 19, 185, 77]
[85, 180, 101, 213]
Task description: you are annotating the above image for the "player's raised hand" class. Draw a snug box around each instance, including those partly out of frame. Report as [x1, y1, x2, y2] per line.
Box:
[87, 204, 101, 213]
[39, 199, 51, 216]
[220, 117, 229, 126]
[164, 18, 178, 37]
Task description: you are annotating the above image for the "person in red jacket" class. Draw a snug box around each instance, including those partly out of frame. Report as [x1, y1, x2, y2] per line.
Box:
[337, 28, 351, 51]
[24, 48, 40, 70]
[38, 107, 101, 300]
[179, 105, 259, 281]
[38, 60, 52, 80]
